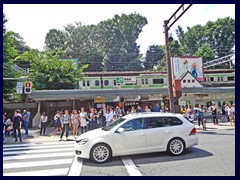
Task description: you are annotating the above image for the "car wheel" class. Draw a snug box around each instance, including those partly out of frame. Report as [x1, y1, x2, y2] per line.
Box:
[167, 138, 185, 156]
[90, 143, 111, 163]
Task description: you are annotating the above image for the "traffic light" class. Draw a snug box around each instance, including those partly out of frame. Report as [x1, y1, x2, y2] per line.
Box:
[24, 82, 32, 94]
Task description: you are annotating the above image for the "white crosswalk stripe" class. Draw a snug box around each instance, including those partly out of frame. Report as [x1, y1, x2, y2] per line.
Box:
[3, 141, 76, 176]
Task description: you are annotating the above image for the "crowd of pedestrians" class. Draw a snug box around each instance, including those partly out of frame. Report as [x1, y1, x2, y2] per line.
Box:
[36, 103, 163, 141]
[3, 109, 31, 143]
[181, 102, 235, 130]
[3, 101, 235, 142]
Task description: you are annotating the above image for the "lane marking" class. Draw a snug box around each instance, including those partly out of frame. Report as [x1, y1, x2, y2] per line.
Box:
[3, 147, 73, 155]
[121, 156, 142, 176]
[3, 168, 69, 176]
[3, 158, 73, 169]
[3, 152, 74, 161]
[3, 141, 74, 148]
[4, 144, 74, 151]
[68, 156, 83, 176]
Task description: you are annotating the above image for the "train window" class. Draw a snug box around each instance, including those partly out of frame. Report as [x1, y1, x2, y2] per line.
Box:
[210, 77, 214, 81]
[114, 80, 116, 86]
[87, 81, 90, 86]
[142, 79, 144, 85]
[104, 80, 109, 86]
[95, 80, 99, 86]
[153, 79, 164, 84]
[220, 77, 223, 81]
[145, 79, 148, 84]
[83, 81, 86, 86]
[217, 77, 220, 81]
[228, 76, 234, 81]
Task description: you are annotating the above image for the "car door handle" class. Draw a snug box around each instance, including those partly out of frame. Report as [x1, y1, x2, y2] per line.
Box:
[165, 130, 170, 133]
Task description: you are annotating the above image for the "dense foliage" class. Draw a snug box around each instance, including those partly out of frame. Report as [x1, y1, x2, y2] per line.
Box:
[45, 13, 147, 71]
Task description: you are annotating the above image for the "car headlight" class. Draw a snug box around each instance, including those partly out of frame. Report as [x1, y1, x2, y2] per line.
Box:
[76, 138, 88, 145]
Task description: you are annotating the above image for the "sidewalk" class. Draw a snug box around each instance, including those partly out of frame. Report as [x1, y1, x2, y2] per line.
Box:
[195, 122, 235, 132]
[3, 122, 235, 144]
[3, 126, 76, 144]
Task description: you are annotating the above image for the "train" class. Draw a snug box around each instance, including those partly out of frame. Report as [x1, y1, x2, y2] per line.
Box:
[79, 69, 235, 90]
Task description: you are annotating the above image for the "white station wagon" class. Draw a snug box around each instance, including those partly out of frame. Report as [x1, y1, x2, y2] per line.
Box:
[75, 112, 198, 163]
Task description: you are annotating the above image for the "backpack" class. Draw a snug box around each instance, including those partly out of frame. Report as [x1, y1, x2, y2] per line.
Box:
[55, 118, 61, 124]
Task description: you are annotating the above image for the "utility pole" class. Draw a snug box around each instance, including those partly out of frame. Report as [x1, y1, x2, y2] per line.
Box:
[164, 20, 175, 113]
[164, 4, 192, 113]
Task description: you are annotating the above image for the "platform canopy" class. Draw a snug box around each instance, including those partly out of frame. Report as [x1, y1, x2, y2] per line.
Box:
[30, 87, 235, 101]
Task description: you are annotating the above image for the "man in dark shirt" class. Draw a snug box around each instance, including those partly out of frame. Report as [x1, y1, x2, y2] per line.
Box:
[12, 110, 22, 142]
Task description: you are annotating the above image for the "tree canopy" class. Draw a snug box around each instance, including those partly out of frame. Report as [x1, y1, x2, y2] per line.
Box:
[16, 50, 88, 90]
[3, 16, 22, 100]
[44, 13, 148, 71]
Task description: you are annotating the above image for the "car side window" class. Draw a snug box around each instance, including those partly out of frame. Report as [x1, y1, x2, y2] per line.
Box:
[145, 117, 165, 129]
[164, 117, 183, 126]
[121, 119, 144, 132]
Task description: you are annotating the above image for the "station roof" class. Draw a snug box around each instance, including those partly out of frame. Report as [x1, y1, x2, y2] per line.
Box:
[83, 69, 234, 77]
[30, 87, 235, 101]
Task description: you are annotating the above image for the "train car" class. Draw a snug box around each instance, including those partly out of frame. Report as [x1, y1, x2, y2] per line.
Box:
[79, 69, 235, 89]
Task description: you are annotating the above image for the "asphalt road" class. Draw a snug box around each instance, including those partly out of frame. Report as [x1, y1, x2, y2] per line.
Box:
[3, 129, 235, 176]
[79, 129, 235, 176]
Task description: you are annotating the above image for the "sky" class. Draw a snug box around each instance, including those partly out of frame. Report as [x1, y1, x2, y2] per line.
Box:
[3, 4, 235, 54]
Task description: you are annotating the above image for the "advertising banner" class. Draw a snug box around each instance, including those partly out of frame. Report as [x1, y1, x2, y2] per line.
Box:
[171, 57, 204, 81]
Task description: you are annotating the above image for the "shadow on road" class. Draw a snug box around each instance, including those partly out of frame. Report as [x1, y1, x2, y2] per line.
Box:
[82, 147, 213, 167]
[129, 147, 213, 165]
[83, 156, 124, 167]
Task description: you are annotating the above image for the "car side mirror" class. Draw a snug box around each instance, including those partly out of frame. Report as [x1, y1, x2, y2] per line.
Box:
[116, 127, 125, 134]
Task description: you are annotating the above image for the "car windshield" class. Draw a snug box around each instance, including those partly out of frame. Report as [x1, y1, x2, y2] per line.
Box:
[102, 118, 126, 131]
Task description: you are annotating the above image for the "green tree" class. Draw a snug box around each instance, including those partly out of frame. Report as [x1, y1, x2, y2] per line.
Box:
[175, 17, 235, 68]
[43, 13, 147, 72]
[195, 44, 214, 63]
[68, 25, 104, 71]
[18, 50, 88, 90]
[96, 13, 147, 71]
[3, 13, 20, 100]
[205, 17, 235, 58]
[3, 31, 22, 100]
[144, 45, 165, 70]
[170, 40, 182, 57]
[3, 11, 7, 34]
[7, 31, 30, 52]
[45, 29, 67, 51]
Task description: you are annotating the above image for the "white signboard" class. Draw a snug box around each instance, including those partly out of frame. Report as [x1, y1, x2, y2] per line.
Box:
[149, 94, 163, 101]
[14, 64, 29, 74]
[125, 95, 141, 101]
[123, 77, 136, 84]
[16, 82, 23, 94]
